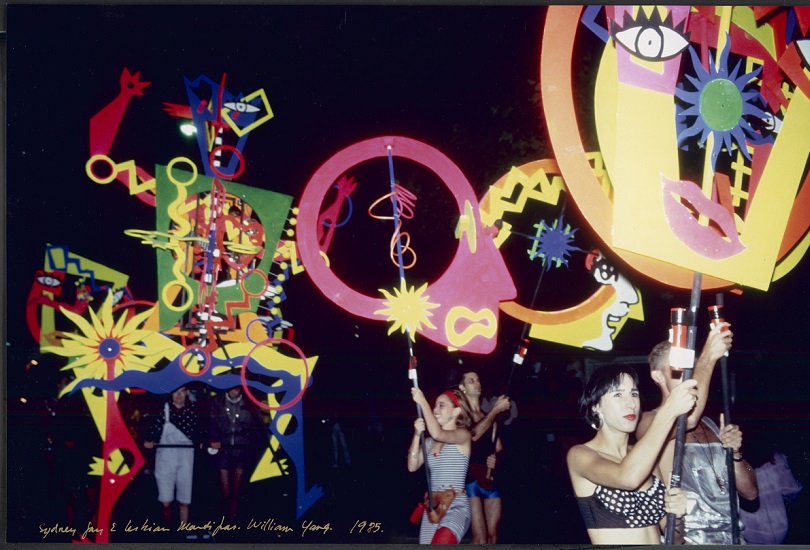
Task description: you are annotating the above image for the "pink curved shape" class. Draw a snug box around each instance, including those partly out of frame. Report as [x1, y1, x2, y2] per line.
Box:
[661, 175, 746, 259]
[241, 337, 310, 411]
[296, 136, 516, 354]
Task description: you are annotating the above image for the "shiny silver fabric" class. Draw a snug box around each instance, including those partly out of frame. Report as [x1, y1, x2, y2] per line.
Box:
[681, 418, 745, 544]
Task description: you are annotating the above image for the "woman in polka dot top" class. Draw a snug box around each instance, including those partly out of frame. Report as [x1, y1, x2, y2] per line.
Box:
[567, 364, 693, 544]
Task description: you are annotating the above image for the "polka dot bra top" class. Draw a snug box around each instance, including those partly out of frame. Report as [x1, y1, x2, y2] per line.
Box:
[576, 475, 666, 529]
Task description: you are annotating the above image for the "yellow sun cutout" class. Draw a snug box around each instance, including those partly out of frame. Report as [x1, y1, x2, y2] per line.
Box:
[43, 290, 167, 393]
[375, 281, 439, 341]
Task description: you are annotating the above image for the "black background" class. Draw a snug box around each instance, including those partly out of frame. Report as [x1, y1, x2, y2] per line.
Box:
[5, 4, 810, 544]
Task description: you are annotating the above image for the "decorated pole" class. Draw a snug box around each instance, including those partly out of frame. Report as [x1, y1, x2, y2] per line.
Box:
[504, 263, 541, 395]
[664, 271, 701, 544]
[500, 202, 586, 484]
[503, 200, 582, 393]
[665, 9, 731, 544]
[384, 145, 434, 513]
[488, 228, 546, 487]
[711, 294, 740, 544]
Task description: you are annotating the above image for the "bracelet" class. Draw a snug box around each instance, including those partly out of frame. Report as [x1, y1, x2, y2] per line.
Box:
[733, 453, 744, 462]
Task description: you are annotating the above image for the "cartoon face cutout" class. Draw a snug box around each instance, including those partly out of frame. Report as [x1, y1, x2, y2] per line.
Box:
[153, 163, 293, 332]
[581, 251, 641, 351]
[296, 136, 516, 354]
[183, 74, 273, 180]
[27, 248, 132, 346]
[541, 5, 810, 291]
[479, 160, 643, 351]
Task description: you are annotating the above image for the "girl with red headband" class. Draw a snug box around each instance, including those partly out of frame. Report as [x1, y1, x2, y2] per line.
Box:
[408, 388, 473, 544]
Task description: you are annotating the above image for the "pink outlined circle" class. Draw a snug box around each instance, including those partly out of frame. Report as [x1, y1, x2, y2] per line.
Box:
[209, 145, 245, 180]
[178, 346, 211, 377]
[240, 337, 310, 411]
[296, 136, 475, 319]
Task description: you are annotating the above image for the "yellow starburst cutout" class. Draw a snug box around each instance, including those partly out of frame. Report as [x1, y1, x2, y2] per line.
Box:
[43, 290, 165, 393]
[375, 281, 439, 341]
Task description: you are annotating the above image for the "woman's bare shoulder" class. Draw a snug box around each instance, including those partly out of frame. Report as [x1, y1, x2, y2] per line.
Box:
[567, 442, 599, 468]
[568, 441, 598, 455]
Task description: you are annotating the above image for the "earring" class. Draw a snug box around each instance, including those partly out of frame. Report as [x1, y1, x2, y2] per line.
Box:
[591, 412, 604, 431]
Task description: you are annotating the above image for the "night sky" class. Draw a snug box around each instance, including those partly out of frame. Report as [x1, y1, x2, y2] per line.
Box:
[6, 4, 810, 544]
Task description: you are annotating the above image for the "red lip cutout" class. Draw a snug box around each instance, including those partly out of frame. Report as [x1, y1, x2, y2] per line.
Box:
[662, 175, 746, 260]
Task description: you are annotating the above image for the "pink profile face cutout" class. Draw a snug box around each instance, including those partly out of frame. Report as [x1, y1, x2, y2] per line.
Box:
[296, 136, 516, 354]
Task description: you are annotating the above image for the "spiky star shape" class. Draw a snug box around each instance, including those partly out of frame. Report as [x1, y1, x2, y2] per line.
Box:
[43, 290, 163, 389]
[375, 281, 439, 342]
[675, 36, 770, 171]
[528, 213, 580, 271]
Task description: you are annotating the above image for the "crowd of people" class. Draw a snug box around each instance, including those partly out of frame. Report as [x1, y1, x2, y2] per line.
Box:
[405, 322, 803, 544]
[20, 320, 805, 544]
[33, 380, 269, 540]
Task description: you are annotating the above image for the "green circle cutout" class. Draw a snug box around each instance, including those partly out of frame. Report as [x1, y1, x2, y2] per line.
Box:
[700, 79, 743, 132]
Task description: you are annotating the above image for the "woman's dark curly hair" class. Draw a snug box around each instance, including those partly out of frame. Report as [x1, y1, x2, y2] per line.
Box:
[579, 364, 639, 429]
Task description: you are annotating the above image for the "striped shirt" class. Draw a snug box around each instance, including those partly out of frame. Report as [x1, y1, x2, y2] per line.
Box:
[426, 438, 469, 492]
[419, 438, 471, 544]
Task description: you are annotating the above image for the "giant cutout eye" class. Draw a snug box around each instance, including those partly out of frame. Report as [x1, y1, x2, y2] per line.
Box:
[613, 25, 689, 60]
[224, 101, 260, 113]
[611, 8, 690, 62]
[36, 275, 62, 287]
